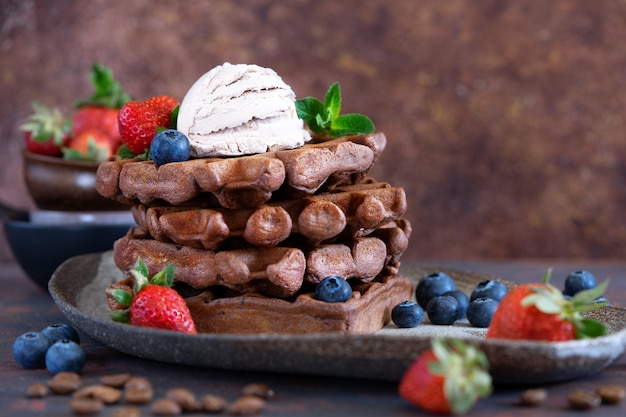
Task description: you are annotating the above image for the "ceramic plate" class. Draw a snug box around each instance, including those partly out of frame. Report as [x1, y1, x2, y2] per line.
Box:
[49, 251, 626, 385]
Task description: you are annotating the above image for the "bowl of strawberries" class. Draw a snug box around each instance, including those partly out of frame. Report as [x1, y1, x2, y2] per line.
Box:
[21, 64, 130, 211]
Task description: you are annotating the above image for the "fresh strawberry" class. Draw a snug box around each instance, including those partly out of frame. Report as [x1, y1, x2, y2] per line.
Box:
[399, 338, 492, 415]
[486, 270, 608, 341]
[106, 258, 197, 335]
[72, 63, 131, 155]
[62, 129, 113, 162]
[118, 96, 179, 155]
[20, 102, 71, 156]
[73, 106, 122, 148]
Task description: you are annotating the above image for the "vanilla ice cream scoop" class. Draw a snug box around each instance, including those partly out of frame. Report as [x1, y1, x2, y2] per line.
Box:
[177, 63, 311, 157]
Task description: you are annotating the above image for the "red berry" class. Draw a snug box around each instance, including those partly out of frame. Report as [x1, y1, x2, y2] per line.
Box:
[118, 96, 179, 155]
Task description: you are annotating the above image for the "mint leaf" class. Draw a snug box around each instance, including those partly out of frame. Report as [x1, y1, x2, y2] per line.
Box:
[295, 97, 325, 133]
[295, 81, 375, 139]
[329, 113, 375, 137]
[324, 82, 342, 121]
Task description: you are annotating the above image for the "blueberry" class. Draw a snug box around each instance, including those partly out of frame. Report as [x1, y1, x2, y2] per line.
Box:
[13, 332, 53, 369]
[564, 270, 596, 296]
[150, 129, 190, 166]
[45, 339, 85, 374]
[467, 297, 499, 328]
[315, 276, 352, 303]
[443, 290, 469, 320]
[426, 295, 459, 325]
[391, 301, 424, 328]
[415, 272, 456, 309]
[470, 280, 508, 302]
[41, 324, 80, 344]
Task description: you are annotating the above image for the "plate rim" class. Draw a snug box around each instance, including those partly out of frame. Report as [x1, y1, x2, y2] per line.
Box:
[49, 251, 626, 385]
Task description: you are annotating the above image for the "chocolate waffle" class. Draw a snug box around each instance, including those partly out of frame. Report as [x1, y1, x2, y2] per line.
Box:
[96, 133, 386, 209]
[130, 181, 407, 250]
[184, 272, 413, 334]
[113, 219, 411, 297]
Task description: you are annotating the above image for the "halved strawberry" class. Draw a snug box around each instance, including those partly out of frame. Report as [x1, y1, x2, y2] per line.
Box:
[118, 96, 179, 155]
[62, 129, 113, 162]
[106, 258, 196, 335]
[20, 102, 71, 156]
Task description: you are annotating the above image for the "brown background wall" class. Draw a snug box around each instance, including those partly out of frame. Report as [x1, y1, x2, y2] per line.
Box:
[1, 0, 626, 262]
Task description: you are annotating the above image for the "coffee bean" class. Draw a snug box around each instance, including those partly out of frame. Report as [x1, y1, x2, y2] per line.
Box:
[519, 388, 547, 406]
[151, 398, 182, 416]
[100, 373, 131, 388]
[49, 372, 82, 394]
[124, 377, 153, 404]
[165, 387, 198, 412]
[113, 406, 140, 417]
[26, 382, 49, 398]
[200, 394, 227, 413]
[228, 395, 266, 415]
[73, 384, 122, 404]
[568, 389, 601, 410]
[596, 384, 626, 404]
[242, 383, 274, 399]
[69, 397, 104, 416]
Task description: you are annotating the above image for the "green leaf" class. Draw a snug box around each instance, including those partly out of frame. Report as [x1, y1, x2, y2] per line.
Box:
[75, 63, 132, 109]
[110, 308, 130, 323]
[295, 82, 375, 139]
[328, 113, 375, 137]
[576, 318, 608, 339]
[169, 105, 180, 129]
[117, 144, 136, 159]
[105, 288, 133, 307]
[323, 82, 342, 121]
[295, 97, 325, 133]
[151, 264, 175, 288]
[572, 280, 608, 306]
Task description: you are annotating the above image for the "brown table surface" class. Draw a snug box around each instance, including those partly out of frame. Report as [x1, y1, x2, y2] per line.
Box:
[1, 257, 626, 417]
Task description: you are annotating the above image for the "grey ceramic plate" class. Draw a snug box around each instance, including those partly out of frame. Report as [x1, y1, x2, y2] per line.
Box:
[49, 251, 626, 385]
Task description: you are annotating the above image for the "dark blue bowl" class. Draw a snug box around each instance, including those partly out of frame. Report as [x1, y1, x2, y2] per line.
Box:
[3, 220, 131, 291]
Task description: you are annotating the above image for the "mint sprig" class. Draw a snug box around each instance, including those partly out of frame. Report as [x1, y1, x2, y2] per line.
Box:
[295, 82, 375, 138]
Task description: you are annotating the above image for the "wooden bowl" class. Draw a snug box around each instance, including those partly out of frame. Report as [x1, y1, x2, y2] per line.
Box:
[22, 150, 126, 211]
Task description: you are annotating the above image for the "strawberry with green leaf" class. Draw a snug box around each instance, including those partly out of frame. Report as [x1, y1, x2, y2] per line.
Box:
[486, 270, 608, 341]
[67, 63, 132, 161]
[20, 102, 71, 156]
[295, 82, 375, 139]
[399, 338, 492, 415]
[106, 258, 197, 335]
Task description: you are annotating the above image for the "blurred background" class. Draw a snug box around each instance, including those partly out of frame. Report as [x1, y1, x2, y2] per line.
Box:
[1, 0, 625, 262]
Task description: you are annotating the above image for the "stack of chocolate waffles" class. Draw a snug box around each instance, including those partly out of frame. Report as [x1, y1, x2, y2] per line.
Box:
[97, 133, 413, 334]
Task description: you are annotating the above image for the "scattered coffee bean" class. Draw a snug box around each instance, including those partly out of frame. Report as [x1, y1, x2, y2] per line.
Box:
[228, 395, 266, 415]
[200, 394, 227, 413]
[100, 373, 132, 388]
[519, 388, 547, 406]
[124, 377, 154, 404]
[69, 397, 104, 416]
[48, 372, 82, 394]
[165, 387, 198, 412]
[242, 383, 274, 399]
[113, 406, 140, 417]
[151, 398, 182, 416]
[73, 384, 122, 404]
[26, 382, 49, 398]
[596, 384, 626, 404]
[568, 389, 601, 410]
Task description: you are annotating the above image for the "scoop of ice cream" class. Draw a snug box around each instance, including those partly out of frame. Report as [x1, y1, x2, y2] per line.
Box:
[177, 63, 311, 157]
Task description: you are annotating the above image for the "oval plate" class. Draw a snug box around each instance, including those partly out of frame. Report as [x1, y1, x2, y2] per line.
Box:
[49, 252, 626, 385]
